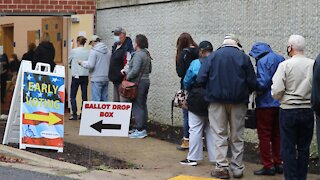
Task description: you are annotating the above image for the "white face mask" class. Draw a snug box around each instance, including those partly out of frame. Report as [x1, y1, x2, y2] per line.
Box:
[114, 36, 120, 43]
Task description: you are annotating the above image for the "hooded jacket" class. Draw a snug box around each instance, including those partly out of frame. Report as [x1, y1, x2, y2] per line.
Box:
[312, 54, 320, 115]
[249, 42, 284, 108]
[109, 37, 134, 84]
[81, 42, 111, 82]
[126, 49, 152, 83]
[197, 46, 256, 104]
[32, 42, 56, 72]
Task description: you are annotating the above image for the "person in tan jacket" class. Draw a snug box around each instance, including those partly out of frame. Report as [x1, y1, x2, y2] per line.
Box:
[271, 34, 314, 180]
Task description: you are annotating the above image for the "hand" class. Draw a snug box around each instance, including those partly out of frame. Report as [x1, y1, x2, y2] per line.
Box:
[120, 69, 126, 75]
[78, 60, 83, 65]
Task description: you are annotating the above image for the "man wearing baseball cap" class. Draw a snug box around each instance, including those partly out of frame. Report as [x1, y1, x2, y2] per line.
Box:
[79, 34, 111, 101]
[108, 27, 134, 102]
[197, 34, 256, 179]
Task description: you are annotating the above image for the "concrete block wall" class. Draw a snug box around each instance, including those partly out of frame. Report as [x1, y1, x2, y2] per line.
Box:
[0, 0, 96, 14]
[96, 0, 320, 126]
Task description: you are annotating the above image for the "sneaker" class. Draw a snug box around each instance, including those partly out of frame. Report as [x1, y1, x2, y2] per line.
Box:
[211, 168, 230, 179]
[179, 159, 197, 166]
[275, 164, 283, 174]
[129, 128, 136, 134]
[129, 130, 147, 139]
[254, 167, 275, 176]
[69, 116, 77, 120]
[177, 138, 189, 150]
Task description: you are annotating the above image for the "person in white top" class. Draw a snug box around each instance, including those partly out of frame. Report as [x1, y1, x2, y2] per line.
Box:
[271, 35, 315, 180]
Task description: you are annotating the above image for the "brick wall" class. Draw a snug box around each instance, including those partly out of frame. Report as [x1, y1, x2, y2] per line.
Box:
[0, 0, 96, 14]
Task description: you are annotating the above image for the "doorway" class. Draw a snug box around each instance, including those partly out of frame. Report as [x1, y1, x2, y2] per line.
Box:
[1, 24, 14, 57]
[41, 17, 63, 64]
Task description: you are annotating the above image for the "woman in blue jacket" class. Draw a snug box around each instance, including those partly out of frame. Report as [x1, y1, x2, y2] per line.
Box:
[249, 42, 284, 176]
[180, 41, 215, 166]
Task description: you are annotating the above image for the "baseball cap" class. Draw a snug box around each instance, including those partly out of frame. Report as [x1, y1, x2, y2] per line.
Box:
[112, 27, 126, 35]
[198, 41, 213, 51]
[224, 34, 242, 48]
[89, 35, 101, 45]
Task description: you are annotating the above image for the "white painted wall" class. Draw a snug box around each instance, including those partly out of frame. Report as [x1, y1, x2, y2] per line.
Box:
[96, 0, 320, 126]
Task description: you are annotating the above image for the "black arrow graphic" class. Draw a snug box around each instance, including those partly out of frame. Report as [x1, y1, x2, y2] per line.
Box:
[90, 120, 122, 133]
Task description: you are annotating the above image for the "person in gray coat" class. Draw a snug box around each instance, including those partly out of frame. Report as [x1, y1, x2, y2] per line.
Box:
[126, 34, 152, 139]
[79, 35, 111, 101]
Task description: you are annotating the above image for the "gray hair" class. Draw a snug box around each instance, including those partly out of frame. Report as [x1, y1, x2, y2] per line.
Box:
[288, 35, 305, 51]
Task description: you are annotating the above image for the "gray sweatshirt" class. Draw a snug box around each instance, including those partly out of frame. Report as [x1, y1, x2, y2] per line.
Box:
[126, 49, 152, 82]
[81, 42, 111, 82]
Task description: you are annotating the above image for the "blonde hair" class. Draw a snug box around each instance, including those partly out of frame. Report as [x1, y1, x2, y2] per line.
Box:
[41, 32, 51, 43]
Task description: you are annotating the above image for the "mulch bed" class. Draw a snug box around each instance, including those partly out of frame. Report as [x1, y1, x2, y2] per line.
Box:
[0, 121, 136, 170]
[147, 120, 320, 175]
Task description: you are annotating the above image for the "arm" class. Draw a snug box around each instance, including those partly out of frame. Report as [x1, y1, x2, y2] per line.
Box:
[256, 59, 271, 92]
[245, 56, 257, 93]
[183, 61, 197, 90]
[312, 56, 320, 115]
[271, 63, 285, 100]
[80, 50, 96, 70]
[126, 53, 143, 81]
[176, 51, 186, 78]
[196, 56, 211, 84]
[68, 50, 74, 68]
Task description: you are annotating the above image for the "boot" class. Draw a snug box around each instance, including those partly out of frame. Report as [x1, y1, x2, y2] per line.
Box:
[177, 137, 189, 150]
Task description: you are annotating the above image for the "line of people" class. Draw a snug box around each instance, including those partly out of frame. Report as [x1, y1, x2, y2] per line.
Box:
[69, 27, 152, 139]
[175, 33, 319, 180]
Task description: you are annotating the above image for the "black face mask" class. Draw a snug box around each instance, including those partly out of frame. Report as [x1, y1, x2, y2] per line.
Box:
[287, 46, 291, 57]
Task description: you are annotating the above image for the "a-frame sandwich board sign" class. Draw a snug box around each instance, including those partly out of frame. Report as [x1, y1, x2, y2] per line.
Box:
[2, 60, 65, 152]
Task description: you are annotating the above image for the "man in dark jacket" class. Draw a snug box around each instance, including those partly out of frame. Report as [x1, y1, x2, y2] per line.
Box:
[32, 32, 56, 72]
[249, 42, 284, 176]
[22, 43, 36, 61]
[108, 27, 134, 102]
[312, 53, 320, 159]
[197, 34, 256, 179]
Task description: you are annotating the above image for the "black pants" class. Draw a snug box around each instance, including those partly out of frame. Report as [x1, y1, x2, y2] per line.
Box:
[70, 76, 88, 117]
[1, 74, 7, 103]
[279, 108, 314, 180]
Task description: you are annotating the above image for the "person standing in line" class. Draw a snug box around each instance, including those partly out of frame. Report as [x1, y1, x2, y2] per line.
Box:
[79, 35, 111, 102]
[32, 32, 56, 72]
[108, 27, 134, 102]
[0, 53, 9, 103]
[9, 54, 21, 74]
[249, 42, 284, 176]
[197, 34, 256, 179]
[272, 35, 314, 180]
[175, 32, 199, 150]
[312, 53, 320, 160]
[179, 41, 215, 166]
[126, 34, 152, 139]
[68, 36, 90, 120]
[22, 43, 36, 61]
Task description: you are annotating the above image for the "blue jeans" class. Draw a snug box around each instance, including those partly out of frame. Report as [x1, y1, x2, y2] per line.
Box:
[70, 76, 88, 117]
[183, 109, 189, 138]
[279, 108, 314, 180]
[91, 81, 109, 101]
[317, 115, 320, 159]
[132, 79, 150, 131]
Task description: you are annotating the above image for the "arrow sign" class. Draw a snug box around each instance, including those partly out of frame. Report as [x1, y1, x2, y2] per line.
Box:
[25, 113, 62, 125]
[90, 120, 121, 133]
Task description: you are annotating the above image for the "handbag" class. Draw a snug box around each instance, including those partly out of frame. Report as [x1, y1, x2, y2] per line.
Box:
[119, 54, 149, 100]
[245, 94, 256, 129]
[119, 80, 138, 99]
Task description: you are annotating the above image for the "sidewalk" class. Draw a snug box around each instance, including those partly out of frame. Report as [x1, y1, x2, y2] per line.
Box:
[64, 119, 320, 180]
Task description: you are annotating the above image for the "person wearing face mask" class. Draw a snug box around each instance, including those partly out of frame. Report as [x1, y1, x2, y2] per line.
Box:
[179, 41, 215, 166]
[79, 35, 111, 102]
[249, 42, 284, 176]
[272, 35, 315, 180]
[108, 27, 134, 102]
